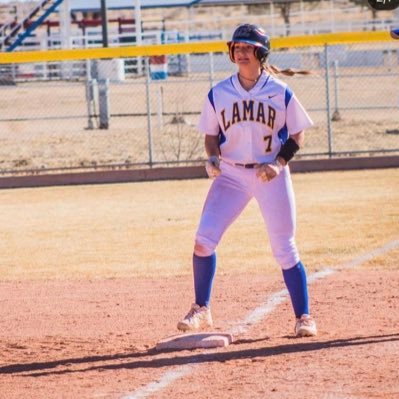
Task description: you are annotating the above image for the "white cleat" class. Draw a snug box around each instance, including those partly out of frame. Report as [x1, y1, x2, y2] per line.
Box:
[177, 303, 213, 332]
[295, 314, 317, 337]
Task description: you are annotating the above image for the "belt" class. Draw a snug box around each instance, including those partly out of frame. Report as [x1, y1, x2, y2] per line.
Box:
[235, 163, 259, 169]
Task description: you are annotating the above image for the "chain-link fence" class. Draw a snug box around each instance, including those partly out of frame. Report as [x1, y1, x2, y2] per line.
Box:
[0, 39, 398, 176]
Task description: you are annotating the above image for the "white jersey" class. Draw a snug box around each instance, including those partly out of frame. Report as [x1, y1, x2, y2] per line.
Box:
[198, 72, 313, 165]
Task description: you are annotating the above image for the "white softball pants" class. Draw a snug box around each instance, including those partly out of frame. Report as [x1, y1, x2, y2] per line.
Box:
[194, 161, 300, 270]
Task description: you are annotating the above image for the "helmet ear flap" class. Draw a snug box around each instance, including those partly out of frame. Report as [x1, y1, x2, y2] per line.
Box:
[255, 47, 269, 63]
[228, 41, 269, 64]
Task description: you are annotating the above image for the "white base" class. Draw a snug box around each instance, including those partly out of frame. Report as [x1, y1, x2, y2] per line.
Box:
[156, 332, 233, 351]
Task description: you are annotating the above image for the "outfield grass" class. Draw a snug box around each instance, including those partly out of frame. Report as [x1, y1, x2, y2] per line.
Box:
[0, 168, 397, 281]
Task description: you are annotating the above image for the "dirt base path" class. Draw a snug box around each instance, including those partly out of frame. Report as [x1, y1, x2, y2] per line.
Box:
[0, 170, 398, 398]
[1, 268, 398, 399]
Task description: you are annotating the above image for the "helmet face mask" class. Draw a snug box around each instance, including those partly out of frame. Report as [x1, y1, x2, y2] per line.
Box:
[227, 24, 270, 64]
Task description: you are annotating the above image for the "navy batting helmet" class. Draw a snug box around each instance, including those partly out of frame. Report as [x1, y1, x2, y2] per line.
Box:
[227, 24, 270, 63]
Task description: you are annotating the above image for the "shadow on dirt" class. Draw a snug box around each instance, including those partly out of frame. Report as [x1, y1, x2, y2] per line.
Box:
[1, 332, 398, 377]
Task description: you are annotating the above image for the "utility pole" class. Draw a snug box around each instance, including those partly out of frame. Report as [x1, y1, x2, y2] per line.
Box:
[99, 0, 109, 129]
[100, 0, 108, 47]
[135, 0, 142, 46]
[135, 0, 143, 74]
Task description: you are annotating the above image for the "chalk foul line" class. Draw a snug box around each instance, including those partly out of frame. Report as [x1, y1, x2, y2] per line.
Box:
[122, 239, 399, 399]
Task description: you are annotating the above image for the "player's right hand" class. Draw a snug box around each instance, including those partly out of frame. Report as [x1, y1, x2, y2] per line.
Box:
[256, 159, 283, 182]
[205, 155, 221, 179]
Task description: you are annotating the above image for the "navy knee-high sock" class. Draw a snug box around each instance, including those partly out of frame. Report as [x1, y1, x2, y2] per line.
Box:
[282, 261, 309, 318]
[193, 253, 216, 307]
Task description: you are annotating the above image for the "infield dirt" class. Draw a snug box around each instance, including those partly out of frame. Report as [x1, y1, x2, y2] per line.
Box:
[0, 168, 398, 398]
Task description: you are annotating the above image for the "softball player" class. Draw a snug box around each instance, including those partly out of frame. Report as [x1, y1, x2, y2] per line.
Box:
[177, 24, 317, 337]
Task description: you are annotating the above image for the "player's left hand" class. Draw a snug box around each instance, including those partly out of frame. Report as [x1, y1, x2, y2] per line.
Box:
[256, 160, 283, 182]
[205, 155, 221, 179]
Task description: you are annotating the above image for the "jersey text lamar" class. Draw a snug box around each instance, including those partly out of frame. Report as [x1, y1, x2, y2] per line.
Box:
[221, 100, 276, 131]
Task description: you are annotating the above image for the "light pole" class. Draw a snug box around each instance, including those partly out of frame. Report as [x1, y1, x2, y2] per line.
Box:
[100, 0, 109, 48]
[135, 0, 142, 46]
[135, 0, 143, 75]
[99, 0, 109, 129]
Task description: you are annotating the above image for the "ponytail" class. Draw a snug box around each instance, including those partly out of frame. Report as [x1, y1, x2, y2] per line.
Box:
[262, 63, 312, 76]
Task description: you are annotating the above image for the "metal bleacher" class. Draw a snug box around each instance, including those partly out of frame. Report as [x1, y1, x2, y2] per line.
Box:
[0, 0, 398, 82]
[0, 0, 64, 52]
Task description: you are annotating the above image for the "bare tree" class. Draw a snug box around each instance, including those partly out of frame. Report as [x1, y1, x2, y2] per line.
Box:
[347, 0, 378, 29]
[254, 0, 319, 37]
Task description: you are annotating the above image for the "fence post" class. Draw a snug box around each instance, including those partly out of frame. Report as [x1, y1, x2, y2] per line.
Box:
[157, 85, 164, 132]
[85, 79, 96, 130]
[332, 59, 341, 121]
[11, 63, 16, 81]
[98, 78, 110, 129]
[145, 57, 154, 166]
[85, 60, 96, 130]
[324, 44, 333, 157]
[209, 51, 215, 89]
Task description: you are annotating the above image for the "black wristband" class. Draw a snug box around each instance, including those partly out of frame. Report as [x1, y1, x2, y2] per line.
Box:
[277, 137, 300, 163]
